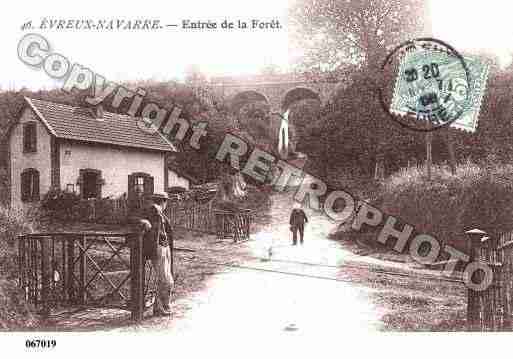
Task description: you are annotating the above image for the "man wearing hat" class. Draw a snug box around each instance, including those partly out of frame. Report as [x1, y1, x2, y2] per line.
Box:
[139, 192, 174, 317]
[289, 202, 308, 245]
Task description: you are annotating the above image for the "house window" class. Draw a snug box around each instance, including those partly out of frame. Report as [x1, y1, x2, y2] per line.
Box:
[135, 177, 145, 194]
[21, 168, 40, 202]
[23, 122, 37, 153]
[78, 169, 102, 199]
[128, 172, 154, 200]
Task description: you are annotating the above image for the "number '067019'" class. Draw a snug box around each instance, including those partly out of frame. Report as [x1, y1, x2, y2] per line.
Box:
[25, 339, 56, 349]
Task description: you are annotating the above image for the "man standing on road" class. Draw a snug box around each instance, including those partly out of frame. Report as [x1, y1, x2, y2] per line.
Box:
[140, 192, 174, 317]
[289, 203, 308, 246]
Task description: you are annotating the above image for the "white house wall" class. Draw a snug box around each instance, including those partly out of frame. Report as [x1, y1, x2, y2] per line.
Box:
[167, 170, 190, 189]
[9, 108, 52, 208]
[59, 142, 166, 198]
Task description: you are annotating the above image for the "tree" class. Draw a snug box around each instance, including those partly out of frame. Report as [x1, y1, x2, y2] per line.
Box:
[289, 0, 430, 73]
[288, 99, 321, 153]
[289, 0, 431, 179]
[238, 102, 271, 143]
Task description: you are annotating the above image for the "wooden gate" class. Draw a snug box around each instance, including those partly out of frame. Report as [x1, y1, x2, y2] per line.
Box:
[467, 231, 513, 330]
[214, 208, 253, 242]
[167, 198, 216, 234]
[166, 194, 253, 242]
[17, 228, 152, 321]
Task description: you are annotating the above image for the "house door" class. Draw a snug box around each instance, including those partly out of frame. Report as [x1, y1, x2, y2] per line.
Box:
[80, 169, 102, 199]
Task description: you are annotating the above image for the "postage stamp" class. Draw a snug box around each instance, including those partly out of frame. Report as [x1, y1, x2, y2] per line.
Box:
[389, 41, 490, 132]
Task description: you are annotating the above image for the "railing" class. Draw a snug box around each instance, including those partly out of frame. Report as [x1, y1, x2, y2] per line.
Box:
[70, 193, 253, 242]
[167, 200, 253, 242]
[214, 209, 252, 242]
[167, 199, 216, 234]
[17, 226, 152, 321]
[467, 231, 513, 331]
[72, 197, 144, 224]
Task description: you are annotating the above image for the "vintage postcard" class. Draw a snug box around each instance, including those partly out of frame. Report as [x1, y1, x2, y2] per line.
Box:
[1, 0, 513, 357]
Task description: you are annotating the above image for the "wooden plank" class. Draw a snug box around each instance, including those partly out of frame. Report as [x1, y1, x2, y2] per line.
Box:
[467, 238, 479, 330]
[51, 238, 56, 293]
[33, 239, 38, 305]
[40, 236, 52, 317]
[27, 238, 33, 303]
[19, 231, 133, 238]
[18, 236, 25, 289]
[61, 239, 67, 302]
[66, 237, 75, 303]
[129, 229, 145, 322]
[504, 248, 513, 329]
[79, 235, 87, 305]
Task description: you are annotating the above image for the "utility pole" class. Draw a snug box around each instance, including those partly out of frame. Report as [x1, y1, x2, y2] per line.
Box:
[445, 127, 457, 175]
[426, 132, 432, 180]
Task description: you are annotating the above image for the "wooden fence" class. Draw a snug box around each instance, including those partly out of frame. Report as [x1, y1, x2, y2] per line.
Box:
[17, 226, 152, 321]
[467, 231, 513, 330]
[167, 198, 215, 234]
[17, 197, 253, 321]
[166, 199, 253, 242]
[72, 197, 144, 224]
[214, 208, 253, 242]
[71, 192, 253, 242]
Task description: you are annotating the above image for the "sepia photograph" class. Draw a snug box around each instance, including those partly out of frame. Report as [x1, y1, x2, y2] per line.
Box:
[1, 0, 512, 357]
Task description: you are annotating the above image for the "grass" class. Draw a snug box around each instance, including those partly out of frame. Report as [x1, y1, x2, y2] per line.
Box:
[0, 205, 39, 330]
[354, 263, 467, 331]
[328, 162, 513, 330]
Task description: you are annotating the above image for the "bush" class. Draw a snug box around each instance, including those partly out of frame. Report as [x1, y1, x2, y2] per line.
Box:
[41, 188, 81, 222]
[376, 161, 513, 253]
[0, 205, 38, 329]
[167, 186, 187, 194]
[214, 172, 272, 215]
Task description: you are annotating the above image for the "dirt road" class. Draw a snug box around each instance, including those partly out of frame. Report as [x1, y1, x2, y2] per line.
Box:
[113, 192, 465, 340]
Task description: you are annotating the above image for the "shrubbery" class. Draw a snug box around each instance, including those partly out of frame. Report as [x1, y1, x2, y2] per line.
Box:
[215, 173, 272, 215]
[0, 205, 38, 329]
[375, 161, 513, 252]
[41, 188, 81, 222]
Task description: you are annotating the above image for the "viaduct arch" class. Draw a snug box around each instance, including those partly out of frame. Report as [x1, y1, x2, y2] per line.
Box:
[210, 73, 344, 158]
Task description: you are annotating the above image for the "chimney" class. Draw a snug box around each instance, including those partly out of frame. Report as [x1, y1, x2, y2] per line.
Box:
[90, 105, 104, 120]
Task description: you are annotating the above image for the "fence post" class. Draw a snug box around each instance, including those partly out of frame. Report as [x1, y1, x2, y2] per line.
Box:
[130, 225, 145, 322]
[18, 236, 25, 290]
[40, 236, 52, 318]
[502, 244, 512, 330]
[66, 236, 75, 303]
[79, 235, 87, 305]
[465, 229, 486, 331]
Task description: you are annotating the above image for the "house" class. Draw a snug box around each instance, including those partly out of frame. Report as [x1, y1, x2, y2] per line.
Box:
[6, 97, 194, 208]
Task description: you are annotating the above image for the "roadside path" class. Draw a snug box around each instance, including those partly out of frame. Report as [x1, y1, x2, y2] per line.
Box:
[115, 193, 391, 337]
[49, 192, 465, 335]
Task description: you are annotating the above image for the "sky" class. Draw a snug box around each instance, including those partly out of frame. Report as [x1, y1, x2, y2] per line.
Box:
[0, 0, 512, 90]
[1, 0, 290, 90]
[430, 0, 513, 67]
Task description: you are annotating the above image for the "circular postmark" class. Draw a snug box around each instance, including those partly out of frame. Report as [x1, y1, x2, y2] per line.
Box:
[378, 38, 472, 132]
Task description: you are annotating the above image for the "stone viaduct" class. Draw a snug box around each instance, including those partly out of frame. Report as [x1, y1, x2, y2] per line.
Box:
[209, 73, 343, 158]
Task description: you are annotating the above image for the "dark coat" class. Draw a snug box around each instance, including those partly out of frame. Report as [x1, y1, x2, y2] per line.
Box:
[289, 209, 308, 229]
[141, 204, 173, 260]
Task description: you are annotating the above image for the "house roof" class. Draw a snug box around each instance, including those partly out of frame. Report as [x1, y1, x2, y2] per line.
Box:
[24, 97, 176, 152]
